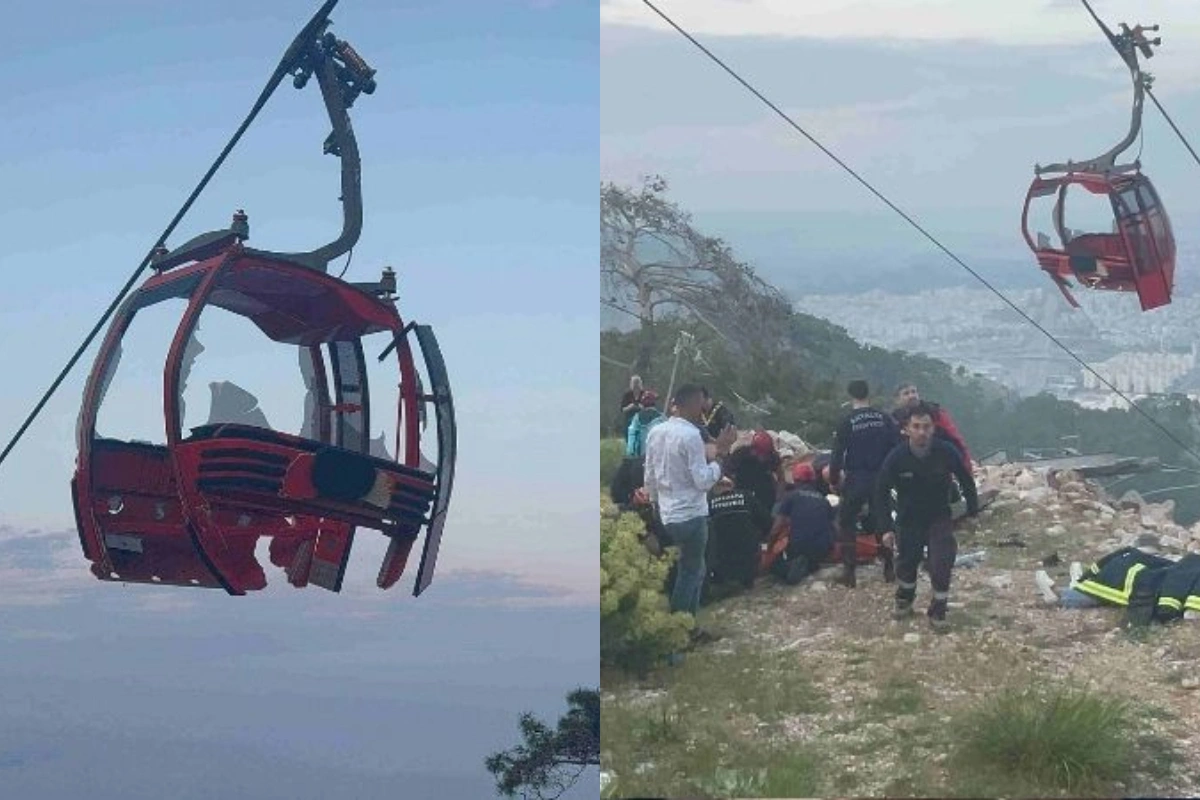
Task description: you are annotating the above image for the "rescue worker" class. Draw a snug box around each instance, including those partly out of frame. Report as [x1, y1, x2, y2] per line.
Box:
[706, 473, 772, 590]
[723, 430, 783, 516]
[700, 387, 736, 443]
[829, 379, 902, 588]
[876, 402, 979, 632]
[1068, 546, 1200, 627]
[767, 462, 835, 585]
[810, 450, 834, 496]
[892, 382, 972, 468]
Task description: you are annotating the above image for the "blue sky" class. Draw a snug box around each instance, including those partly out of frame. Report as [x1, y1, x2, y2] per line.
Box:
[0, 0, 598, 589]
[602, 0, 1200, 292]
[0, 1, 597, 797]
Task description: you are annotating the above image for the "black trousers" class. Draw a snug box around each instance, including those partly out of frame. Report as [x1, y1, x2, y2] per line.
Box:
[836, 474, 883, 565]
[894, 517, 957, 602]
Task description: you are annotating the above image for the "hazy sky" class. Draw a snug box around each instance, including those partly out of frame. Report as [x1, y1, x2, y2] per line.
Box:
[0, 0, 597, 595]
[0, 2, 597, 797]
[602, 0, 1200, 276]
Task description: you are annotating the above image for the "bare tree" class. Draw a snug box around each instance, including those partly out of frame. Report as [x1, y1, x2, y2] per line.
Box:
[601, 175, 794, 374]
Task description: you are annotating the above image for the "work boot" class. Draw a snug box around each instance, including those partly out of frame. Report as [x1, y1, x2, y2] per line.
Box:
[893, 583, 916, 619]
[784, 555, 810, 586]
[928, 599, 950, 633]
[834, 544, 857, 588]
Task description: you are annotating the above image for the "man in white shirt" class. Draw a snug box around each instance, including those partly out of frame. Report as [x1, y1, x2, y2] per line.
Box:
[644, 383, 737, 629]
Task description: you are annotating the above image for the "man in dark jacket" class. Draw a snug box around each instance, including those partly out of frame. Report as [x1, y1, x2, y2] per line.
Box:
[829, 379, 902, 588]
[723, 430, 782, 514]
[700, 387, 736, 443]
[707, 481, 772, 590]
[876, 402, 979, 631]
[892, 382, 972, 468]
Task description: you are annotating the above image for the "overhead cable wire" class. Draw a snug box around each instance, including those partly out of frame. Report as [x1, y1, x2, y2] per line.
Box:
[1146, 89, 1200, 169]
[0, 0, 340, 471]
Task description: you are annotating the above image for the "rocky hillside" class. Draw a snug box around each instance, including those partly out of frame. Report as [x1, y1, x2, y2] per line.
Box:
[601, 460, 1200, 798]
[982, 461, 1200, 561]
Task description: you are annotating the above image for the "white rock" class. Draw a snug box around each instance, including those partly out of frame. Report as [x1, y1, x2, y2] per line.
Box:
[1021, 487, 1053, 504]
[903, 633, 921, 644]
[1144, 500, 1176, 526]
[1046, 524, 1067, 536]
[1183, 677, 1200, 690]
[1035, 570, 1058, 603]
[1014, 471, 1040, 490]
[988, 574, 1013, 590]
[809, 581, 828, 592]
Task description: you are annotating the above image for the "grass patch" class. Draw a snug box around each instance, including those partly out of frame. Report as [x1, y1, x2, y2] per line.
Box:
[868, 674, 926, 716]
[602, 697, 822, 798]
[947, 684, 1164, 796]
[667, 649, 828, 722]
[602, 647, 829, 797]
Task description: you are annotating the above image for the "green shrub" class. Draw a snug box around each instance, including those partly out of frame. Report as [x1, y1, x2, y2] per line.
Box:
[600, 437, 624, 487]
[951, 685, 1137, 794]
[601, 505, 691, 674]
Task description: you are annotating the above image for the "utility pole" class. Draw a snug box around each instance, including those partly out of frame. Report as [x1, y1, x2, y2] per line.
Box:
[664, 330, 695, 411]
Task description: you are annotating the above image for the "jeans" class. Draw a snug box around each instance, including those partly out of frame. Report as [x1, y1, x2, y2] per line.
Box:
[664, 515, 709, 616]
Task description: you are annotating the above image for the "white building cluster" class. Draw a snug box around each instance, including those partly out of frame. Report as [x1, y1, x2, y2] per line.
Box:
[1080, 348, 1198, 395]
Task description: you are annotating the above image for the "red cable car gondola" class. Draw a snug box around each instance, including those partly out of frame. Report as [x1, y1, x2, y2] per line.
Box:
[1021, 5, 1175, 311]
[70, 10, 455, 596]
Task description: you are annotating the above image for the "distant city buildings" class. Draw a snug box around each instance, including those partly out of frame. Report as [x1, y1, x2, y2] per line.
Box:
[793, 245, 1200, 409]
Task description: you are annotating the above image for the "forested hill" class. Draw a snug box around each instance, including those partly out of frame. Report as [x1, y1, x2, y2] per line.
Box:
[600, 176, 1200, 523]
[600, 310, 1010, 449]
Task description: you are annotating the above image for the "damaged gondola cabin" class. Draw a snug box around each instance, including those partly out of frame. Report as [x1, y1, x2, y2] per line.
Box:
[1021, 6, 1176, 311]
[70, 2, 456, 597]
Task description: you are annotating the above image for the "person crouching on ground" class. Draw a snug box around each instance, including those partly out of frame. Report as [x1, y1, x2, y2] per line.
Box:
[643, 383, 737, 658]
[766, 462, 836, 585]
[723, 429, 783, 514]
[876, 402, 979, 632]
[706, 470, 771, 591]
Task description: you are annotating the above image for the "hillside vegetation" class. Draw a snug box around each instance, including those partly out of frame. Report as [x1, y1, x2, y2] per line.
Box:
[601, 464, 1200, 798]
[600, 177, 1200, 523]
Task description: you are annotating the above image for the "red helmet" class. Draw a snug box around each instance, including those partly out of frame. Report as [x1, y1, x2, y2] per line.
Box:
[792, 462, 816, 484]
[751, 431, 774, 458]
